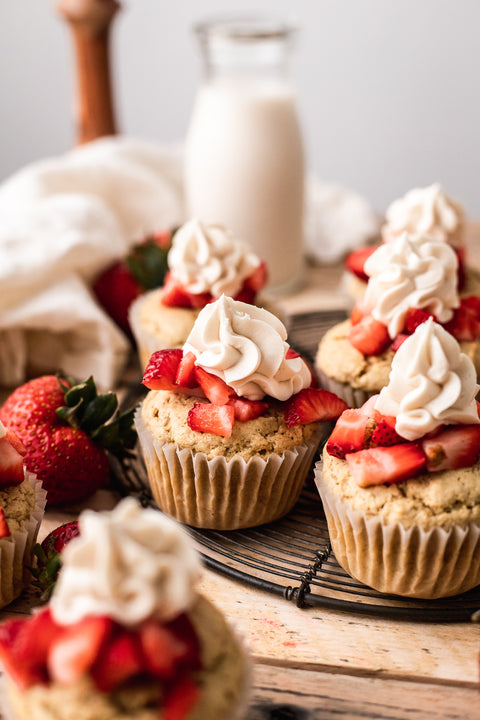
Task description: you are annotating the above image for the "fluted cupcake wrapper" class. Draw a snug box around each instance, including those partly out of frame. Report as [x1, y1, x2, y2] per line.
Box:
[316, 368, 379, 409]
[136, 408, 323, 530]
[0, 471, 47, 609]
[314, 461, 480, 599]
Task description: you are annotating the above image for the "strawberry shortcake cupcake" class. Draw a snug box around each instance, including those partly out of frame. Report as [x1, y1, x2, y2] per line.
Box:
[135, 295, 347, 530]
[316, 318, 480, 598]
[0, 420, 46, 608]
[344, 183, 480, 303]
[129, 218, 268, 369]
[316, 231, 480, 407]
[0, 497, 250, 720]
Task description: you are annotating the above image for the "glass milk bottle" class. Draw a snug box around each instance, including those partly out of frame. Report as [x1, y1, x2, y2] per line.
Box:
[184, 18, 305, 295]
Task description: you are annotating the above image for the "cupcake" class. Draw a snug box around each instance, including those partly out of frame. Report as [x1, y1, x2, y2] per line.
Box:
[344, 183, 480, 303]
[135, 295, 347, 530]
[0, 420, 46, 608]
[0, 497, 250, 720]
[129, 218, 268, 369]
[316, 231, 480, 407]
[316, 318, 480, 599]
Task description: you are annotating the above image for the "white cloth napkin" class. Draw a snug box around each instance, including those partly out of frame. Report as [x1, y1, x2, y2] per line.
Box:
[0, 135, 379, 390]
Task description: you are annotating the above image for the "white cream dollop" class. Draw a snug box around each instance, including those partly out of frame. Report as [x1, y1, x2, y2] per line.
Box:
[375, 318, 479, 441]
[382, 183, 464, 245]
[167, 218, 261, 297]
[363, 232, 459, 338]
[183, 295, 311, 401]
[50, 497, 202, 627]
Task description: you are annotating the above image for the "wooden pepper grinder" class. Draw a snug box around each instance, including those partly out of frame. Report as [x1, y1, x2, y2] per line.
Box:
[57, 0, 120, 145]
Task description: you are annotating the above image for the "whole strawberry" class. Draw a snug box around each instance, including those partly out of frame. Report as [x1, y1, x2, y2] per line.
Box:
[92, 230, 172, 336]
[0, 374, 137, 505]
[32, 521, 80, 601]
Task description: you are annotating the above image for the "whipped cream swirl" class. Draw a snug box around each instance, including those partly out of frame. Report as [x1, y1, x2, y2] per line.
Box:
[168, 218, 261, 297]
[50, 498, 202, 626]
[382, 183, 464, 245]
[363, 232, 459, 338]
[183, 295, 311, 401]
[375, 318, 479, 441]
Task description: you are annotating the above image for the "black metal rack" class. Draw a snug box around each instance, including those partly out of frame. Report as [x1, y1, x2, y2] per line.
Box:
[113, 310, 480, 623]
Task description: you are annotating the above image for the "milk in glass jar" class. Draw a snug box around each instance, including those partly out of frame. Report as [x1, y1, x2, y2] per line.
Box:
[184, 17, 305, 295]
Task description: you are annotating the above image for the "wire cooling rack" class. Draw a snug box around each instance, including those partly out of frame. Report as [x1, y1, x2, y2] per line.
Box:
[113, 310, 480, 623]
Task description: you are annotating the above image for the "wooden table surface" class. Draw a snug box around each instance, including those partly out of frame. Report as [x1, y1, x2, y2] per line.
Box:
[1, 225, 480, 720]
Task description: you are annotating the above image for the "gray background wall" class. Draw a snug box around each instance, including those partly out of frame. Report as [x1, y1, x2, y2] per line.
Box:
[1, 0, 479, 217]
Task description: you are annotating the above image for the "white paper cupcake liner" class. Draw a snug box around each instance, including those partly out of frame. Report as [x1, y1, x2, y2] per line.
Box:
[136, 407, 323, 530]
[0, 471, 47, 609]
[314, 460, 480, 599]
[316, 368, 378, 409]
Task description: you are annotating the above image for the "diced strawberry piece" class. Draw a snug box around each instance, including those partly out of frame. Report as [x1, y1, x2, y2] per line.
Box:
[350, 300, 371, 326]
[445, 296, 480, 341]
[230, 397, 268, 422]
[0, 508, 10, 538]
[286, 348, 301, 359]
[0, 608, 62, 690]
[326, 408, 370, 459]
[348, 315, 390, 356]
[421, 424, 480, 472]
[48, 615, 114, 685]
[283, 388, 348, 427]
[345, 444, 426, 487]
[187, 402, 235, 437]
[5, 429, 26, 456]
[160, 273, 194, 308]
[242, 261, 268, 293]
[403, 307, 435, 334]
[0, 434, 25, 487]
[194, 367, 234, 405]
[138, 617, 198, 679]
[166, 614, 201, 670]
[370, 415, 406, 447]
[232, 286, 256, 304]
[344, 245, 377, 281]
[391, 333, 409, 352]
[455, 245, 466, 291]
[175, 351, 198, 388]
[153, 229, 173, 249]
[142, 349, 184, 391]
[185, 289, 213, 309]
[91, 631, 144, 692]
[163, 673, 200, 720]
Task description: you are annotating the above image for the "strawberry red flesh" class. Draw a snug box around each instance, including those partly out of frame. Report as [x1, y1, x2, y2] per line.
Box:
[175, 351, 198, 388]
[142, 349, 184, 391]
[345, 245, 377, 281]
[421, 424, 480, 472]
[348, 315, 390, 356]
[0, 434, 25, 487]
[345, 444, 426, 487]
[444, 296, 480, 342]
[403, 307, 435, 335]
[0, 508, 10, 538]
[229, 397, 268, 422]
[283, 388, 348, 427]
[48, 615, 114, 685]
[241, 261, 268, 293]
[326, 409, 370, 459]
[163, 674, 200, 720]
[91, 631, 144, 692]
[193, 367, 234, 405]
[187, 402, 235, 437]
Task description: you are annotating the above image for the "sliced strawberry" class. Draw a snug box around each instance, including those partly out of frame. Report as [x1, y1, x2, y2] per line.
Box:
[229, 397, 268, 422]
[0, 434, 25, 487]
[142, 349, 184, 391]
[138, 618, 198, 679]
[283, 388, 348, 427]
[242, 261, 268, 293]
[194, 367, 234, 405]
[232, 286, 256, 304]
[187, 402, 235, 437]
[175, 351, 198, 388]
[0, 508, 10, 538]
[370, 415, 406, 447]
[403, 307, 435, 334]
[326, 408, 371, 459]
[166, 614, 201, 670]
[345, 245, 377, 281]
[91, 631, 144, 692]
[350, 300, 371, 326]
[391, 333, 409, 352]
[0, 608, 62, 690]
[348, 315, 390, 356]
[160, 273, 193, 308]
[421, 424, 480, 472]
[48, 615, 114, 685]
[444, 296, 480, 342]
[286, 348, 301, 359]
[163, 673, 200, 720]
[345, 444, 426, 487]
[5, 429, 26, 456]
